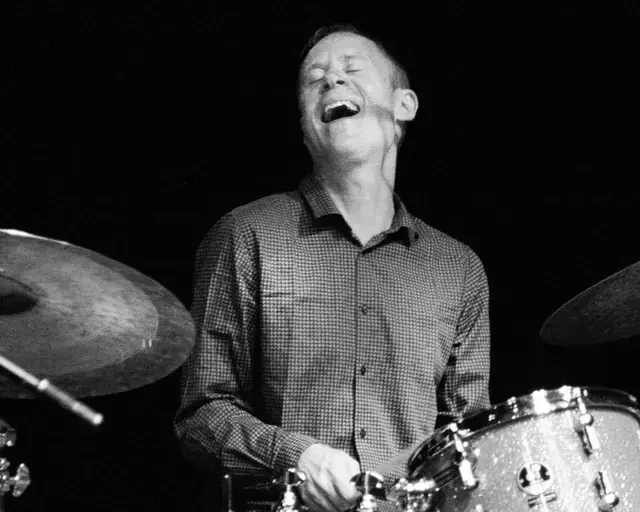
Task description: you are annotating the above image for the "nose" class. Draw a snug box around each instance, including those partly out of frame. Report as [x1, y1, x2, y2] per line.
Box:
[322, 72, 346, 91]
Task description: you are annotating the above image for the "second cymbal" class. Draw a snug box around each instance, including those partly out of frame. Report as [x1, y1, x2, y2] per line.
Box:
[540, 260, 640, 346]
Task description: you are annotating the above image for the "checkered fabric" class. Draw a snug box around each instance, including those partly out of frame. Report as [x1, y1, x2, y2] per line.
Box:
[174, 173, 491, 490]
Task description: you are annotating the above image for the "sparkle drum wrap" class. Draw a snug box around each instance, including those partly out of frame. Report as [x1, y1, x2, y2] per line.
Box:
[407, 386, 640, 512]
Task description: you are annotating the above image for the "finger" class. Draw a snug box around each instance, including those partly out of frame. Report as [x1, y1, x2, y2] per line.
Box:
[301, 480, 342, 512]
[331, 465, 361, 503]
[318, 482, 345, 512]
[331, 477, 359, 504]
[329, 472, 361, 510]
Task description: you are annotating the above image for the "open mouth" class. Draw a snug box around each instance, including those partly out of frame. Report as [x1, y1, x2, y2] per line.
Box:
[321, 100, 361, 123]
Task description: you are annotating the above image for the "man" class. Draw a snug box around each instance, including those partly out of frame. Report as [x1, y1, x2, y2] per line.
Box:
[175, 24, 491, 512]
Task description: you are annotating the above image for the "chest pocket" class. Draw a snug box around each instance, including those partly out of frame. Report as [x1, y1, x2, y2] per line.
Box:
[258, 232, 357, 388]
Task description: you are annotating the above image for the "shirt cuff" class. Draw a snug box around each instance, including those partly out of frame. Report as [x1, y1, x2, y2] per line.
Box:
[273, 432, 319, 476]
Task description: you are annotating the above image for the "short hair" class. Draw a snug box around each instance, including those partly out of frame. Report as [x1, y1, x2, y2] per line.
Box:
[297, 23, 413, 147]
[298, 23, 411, 91]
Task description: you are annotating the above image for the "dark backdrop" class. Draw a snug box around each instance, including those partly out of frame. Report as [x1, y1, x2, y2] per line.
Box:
[3, 1, 640, 511]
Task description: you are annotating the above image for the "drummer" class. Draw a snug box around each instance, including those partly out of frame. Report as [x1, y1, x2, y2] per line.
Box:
[174, 23, 491, 512]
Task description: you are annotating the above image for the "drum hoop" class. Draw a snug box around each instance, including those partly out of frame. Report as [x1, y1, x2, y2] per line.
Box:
[408, 385, 640, 473]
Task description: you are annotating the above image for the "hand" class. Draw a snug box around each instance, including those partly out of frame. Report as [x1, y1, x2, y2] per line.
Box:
[296, 443, 361, 512]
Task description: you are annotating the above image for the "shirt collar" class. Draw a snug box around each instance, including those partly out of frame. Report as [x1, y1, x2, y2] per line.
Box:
[299, 173, 419, 246]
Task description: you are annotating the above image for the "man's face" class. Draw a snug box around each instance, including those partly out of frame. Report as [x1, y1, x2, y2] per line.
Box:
[298, 32, 405, 162]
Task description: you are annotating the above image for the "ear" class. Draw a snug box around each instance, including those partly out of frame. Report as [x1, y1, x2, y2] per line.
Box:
[394, 88, 419, 122]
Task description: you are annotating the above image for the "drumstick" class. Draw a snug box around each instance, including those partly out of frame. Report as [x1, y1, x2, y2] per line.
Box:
[373, 438, 427, 478]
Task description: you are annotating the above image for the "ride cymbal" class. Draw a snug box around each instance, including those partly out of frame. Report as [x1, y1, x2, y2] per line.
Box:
[0, 229, 195, 398]
[540, 260, 640, 346]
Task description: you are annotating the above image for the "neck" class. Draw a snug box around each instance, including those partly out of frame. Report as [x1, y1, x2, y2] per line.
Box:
[314, 155, 397, 244]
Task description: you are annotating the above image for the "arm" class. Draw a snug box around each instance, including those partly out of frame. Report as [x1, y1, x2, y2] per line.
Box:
[436, 249, 491, 426]
[174, 212, 317, 478]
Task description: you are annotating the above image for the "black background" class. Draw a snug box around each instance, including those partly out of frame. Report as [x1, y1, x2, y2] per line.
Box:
[3, 1, 640, 511]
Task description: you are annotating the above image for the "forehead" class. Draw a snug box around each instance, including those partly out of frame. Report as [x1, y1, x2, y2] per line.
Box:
[302, 32, 387, 68]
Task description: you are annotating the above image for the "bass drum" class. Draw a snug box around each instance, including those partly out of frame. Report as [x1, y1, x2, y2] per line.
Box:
[407, 386, 640, 512]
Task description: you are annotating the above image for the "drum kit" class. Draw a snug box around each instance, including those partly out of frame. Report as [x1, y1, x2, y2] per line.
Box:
[0, 229, 195, 511]
[2, 227, 640, 512]
[228, 260, 640, 512]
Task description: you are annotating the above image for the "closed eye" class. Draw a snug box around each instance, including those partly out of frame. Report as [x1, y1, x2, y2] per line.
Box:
[305, 68, 325, 84]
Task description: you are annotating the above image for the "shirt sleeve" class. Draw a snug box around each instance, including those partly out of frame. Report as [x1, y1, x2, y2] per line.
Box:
[436, 249, 491, 426]
[173, 212, 318, 478]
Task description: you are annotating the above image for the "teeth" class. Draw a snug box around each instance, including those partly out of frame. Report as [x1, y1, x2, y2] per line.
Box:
[324, 100, 359, 115]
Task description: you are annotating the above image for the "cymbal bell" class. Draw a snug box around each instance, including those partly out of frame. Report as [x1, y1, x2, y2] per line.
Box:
[0, 229, 195, 398]
[540, 260, 640, 346]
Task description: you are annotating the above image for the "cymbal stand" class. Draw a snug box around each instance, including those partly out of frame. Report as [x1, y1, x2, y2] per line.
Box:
[0, 353, 103, 426]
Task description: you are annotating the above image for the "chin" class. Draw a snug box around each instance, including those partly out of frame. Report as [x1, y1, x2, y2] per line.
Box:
[326, 147, 376, 167]
[332, 135, 385, 157]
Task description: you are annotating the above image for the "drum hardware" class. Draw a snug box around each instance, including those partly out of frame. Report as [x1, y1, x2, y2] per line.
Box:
[272, 468, 307, 512]
[571, 389, 620, 509]
[573, 389, 601, 454]
[0, 427, 15, 451]
[448, 423, 478, 490]
[0, 459, 30, 498]
[595, 470, 619, 511]
[386, 477, 438, 512]
[0, 420, 30, 511]
[0, 352, 103, 426]
[350, 471, 385, 512]
[221, 474, 235, 512]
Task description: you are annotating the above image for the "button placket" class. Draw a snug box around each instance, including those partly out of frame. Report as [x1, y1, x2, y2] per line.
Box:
[354, 250, 374, 460]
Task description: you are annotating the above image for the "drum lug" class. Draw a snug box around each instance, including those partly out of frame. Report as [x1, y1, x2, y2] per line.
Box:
[0, 460, 30, 497]
[574, 392, 601, 454]
[449, 423, 479, 490]
[350, 471, 386, 512]
[387, 476, 439, 512]
[0, 422, 30, 501]
[272, 468, 307, 512]
[0, 427, 16, 450]
[595, 471, 619, 511]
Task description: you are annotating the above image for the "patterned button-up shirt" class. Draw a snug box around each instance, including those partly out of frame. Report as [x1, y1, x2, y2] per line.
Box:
[174, 173, 491, 486]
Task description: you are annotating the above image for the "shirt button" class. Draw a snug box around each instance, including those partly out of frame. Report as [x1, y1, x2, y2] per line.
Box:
[360, 428, 366, 439]
[360, 365, 366, 376]
[360, 304, 369, 315]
